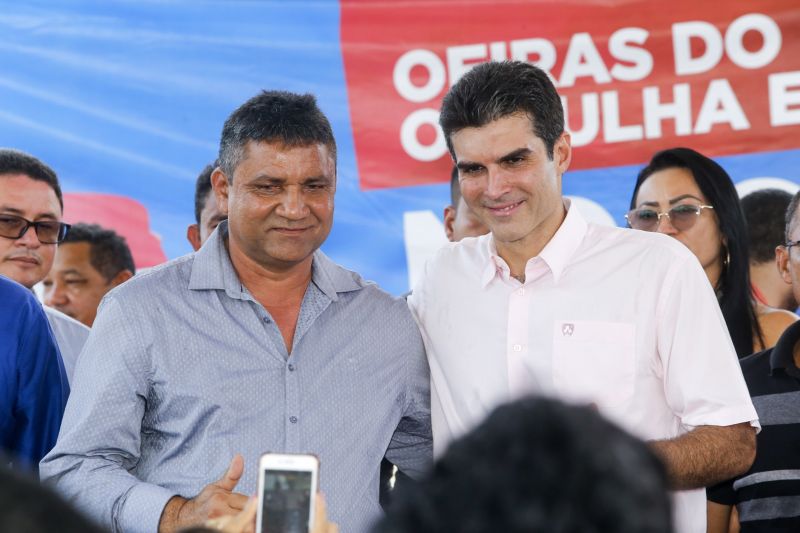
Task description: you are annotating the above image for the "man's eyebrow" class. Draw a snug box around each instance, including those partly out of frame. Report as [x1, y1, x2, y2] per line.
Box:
[0, 206, 58, 220]
[250, 174, 285, 183]
[497, 148, 531, 163]
[302, 175, 333, 183]
[60, 269, 84, 276]
[456, 161, 482, 171]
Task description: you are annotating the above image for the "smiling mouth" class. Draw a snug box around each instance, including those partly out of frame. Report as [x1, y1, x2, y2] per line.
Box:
[273, 227, 312, 234]
[486, 201, 523, 217]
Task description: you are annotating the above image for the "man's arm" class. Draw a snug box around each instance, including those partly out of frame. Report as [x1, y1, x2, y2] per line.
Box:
[653, 253, 759, 489]
[650, 423, 755, 490]
[384, 303, 433, 480]
[41, 294, 249, 533]
[40, 294, 178, 533]
[8, 292, 68, 473]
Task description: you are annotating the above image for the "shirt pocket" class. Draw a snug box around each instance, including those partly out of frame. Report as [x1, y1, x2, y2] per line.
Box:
[552, 320, 636, 413]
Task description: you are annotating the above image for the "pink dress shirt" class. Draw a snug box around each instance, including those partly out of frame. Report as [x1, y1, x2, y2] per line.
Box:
[408, 200, 758, 533]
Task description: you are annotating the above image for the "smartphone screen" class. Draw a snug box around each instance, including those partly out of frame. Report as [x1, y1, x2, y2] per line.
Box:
[260, 469, 313, 533]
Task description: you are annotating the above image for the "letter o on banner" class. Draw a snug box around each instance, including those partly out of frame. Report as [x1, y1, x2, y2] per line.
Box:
[400, 108, 448, 162]
[393, 49, 446, 103]
[725, 14, 782, 70]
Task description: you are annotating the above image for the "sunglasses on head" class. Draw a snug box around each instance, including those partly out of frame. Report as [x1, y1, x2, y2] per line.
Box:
[625, 204, 714, 232]
[0, 214, 71, 244]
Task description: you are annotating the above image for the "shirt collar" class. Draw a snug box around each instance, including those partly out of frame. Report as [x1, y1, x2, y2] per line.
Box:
[480, 198, 588, 288]
[769, 319, 800, 377]
[189, 220, 364, 301]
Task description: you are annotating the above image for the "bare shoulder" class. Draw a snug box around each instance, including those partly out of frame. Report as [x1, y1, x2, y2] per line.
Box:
[756, 304, 799, 350]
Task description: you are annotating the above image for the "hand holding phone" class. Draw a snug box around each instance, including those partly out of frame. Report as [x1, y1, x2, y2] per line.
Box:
[256, 453, 319, 533]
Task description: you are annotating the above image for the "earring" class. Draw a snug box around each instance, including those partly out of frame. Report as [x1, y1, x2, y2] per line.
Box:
[723, 247, 730, 268]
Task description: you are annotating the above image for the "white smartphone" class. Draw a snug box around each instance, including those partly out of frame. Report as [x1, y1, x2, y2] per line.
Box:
[256, 453, 319, 533]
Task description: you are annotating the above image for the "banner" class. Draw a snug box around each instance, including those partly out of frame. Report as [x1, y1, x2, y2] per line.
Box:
[342, 0, 800, 189]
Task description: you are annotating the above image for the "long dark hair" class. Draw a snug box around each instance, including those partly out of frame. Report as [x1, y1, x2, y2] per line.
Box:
[630, 148, 762, 358]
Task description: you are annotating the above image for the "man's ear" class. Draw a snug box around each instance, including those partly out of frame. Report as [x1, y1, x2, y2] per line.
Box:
[776, 245, 792, 285]
[210, 167, 230, 216]
[110, 269, 134, 288]
[187, 224, 201, 251]
[443, 205, 456, 242]
[554, 131, 572, 175]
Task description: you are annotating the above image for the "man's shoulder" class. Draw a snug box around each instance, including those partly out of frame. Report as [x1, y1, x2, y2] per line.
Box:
[320, 254, 408, 307]
[424, 234, 488, 275]
[0, 275, 36, 307]
[0, 276, 42, 328]
[739, 349, 772, 381]
[105, 253, 195, 303]
[585, 223, 695, 261]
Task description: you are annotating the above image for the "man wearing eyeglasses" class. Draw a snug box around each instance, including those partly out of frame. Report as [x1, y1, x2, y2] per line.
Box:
[706, 193, 800, 532]
[0, 149, 89, 383]
[408, 61, 758, 533]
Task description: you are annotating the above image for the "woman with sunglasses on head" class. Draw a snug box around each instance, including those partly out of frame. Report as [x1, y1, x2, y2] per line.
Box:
[628, 147, 797, 357]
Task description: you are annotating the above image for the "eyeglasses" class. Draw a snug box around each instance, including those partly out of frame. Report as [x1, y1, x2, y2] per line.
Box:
[785, 240, 800, 251]
[625, 204, 714, 232]
[0, 214, 70, 244]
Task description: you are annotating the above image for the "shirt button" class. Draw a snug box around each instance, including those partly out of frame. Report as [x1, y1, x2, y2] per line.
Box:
[288, 364, 295, 372]
[262, 316, 270, 323]
[513, 344, 522, 352]
[289, 416, 298, 424]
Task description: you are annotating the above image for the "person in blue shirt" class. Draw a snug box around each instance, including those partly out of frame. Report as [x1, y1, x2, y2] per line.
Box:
[0, 274, 69, 475]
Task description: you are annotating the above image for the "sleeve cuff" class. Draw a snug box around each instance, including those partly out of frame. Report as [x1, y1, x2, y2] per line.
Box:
[117, 482, 178, 533]
[682, 404, 761, 434]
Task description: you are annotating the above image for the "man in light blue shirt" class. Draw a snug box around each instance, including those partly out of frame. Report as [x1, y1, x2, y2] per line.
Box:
[0, 275, 68, 475]
[40, 91, 431, 533]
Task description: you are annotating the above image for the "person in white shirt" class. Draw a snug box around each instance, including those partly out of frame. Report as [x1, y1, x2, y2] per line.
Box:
[407, 60, 757, 533]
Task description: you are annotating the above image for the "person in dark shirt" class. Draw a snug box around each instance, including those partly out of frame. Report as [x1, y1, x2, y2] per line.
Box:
[707, 190, 800, 532]
[0, 275, 69, 475]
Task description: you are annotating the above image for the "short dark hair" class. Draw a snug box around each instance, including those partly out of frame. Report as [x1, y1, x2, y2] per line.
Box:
[62, 223, 135, 279]
[631, 148, 759, 357]
[0, 464, 105, 533]
[449, 165, 460, 208]
[218, 91, 336, 179]
[740, 189, 793, 263]
[785, 190, 800, 241]
[439, 61, 564, 160]
[374, 397, 672, 533]
[0, 148, 63, 210]
[194, 162, 216, 225]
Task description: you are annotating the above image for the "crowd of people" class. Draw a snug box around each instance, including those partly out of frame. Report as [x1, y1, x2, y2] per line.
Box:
[2, 60, 800, 533]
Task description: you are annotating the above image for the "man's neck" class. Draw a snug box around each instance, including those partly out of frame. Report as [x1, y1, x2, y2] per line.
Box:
[495, 203, 566, 281]
[226, 238, 313, 305]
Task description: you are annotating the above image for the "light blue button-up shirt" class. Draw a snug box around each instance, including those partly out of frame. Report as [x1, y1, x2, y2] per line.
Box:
[40, 223, 431, 533]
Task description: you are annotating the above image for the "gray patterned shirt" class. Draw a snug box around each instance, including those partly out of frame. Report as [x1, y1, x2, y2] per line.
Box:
[40, 223, 431, 533]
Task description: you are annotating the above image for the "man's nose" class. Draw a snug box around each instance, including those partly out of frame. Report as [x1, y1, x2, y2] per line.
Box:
[485, 167, 511, 199]
[278, 187, 309, 219]
[15, 225, 42, 248]
[44, 281, 67, 307]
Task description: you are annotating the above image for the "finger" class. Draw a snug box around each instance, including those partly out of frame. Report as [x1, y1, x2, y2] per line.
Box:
[229, 496, 258, 531]
[226, 491, 250, 512]
[215, 454, 245, 492]
[312, 493, 328, 533]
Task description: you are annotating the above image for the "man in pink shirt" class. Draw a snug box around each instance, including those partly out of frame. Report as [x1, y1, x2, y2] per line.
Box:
[408, 61, 757, 533]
